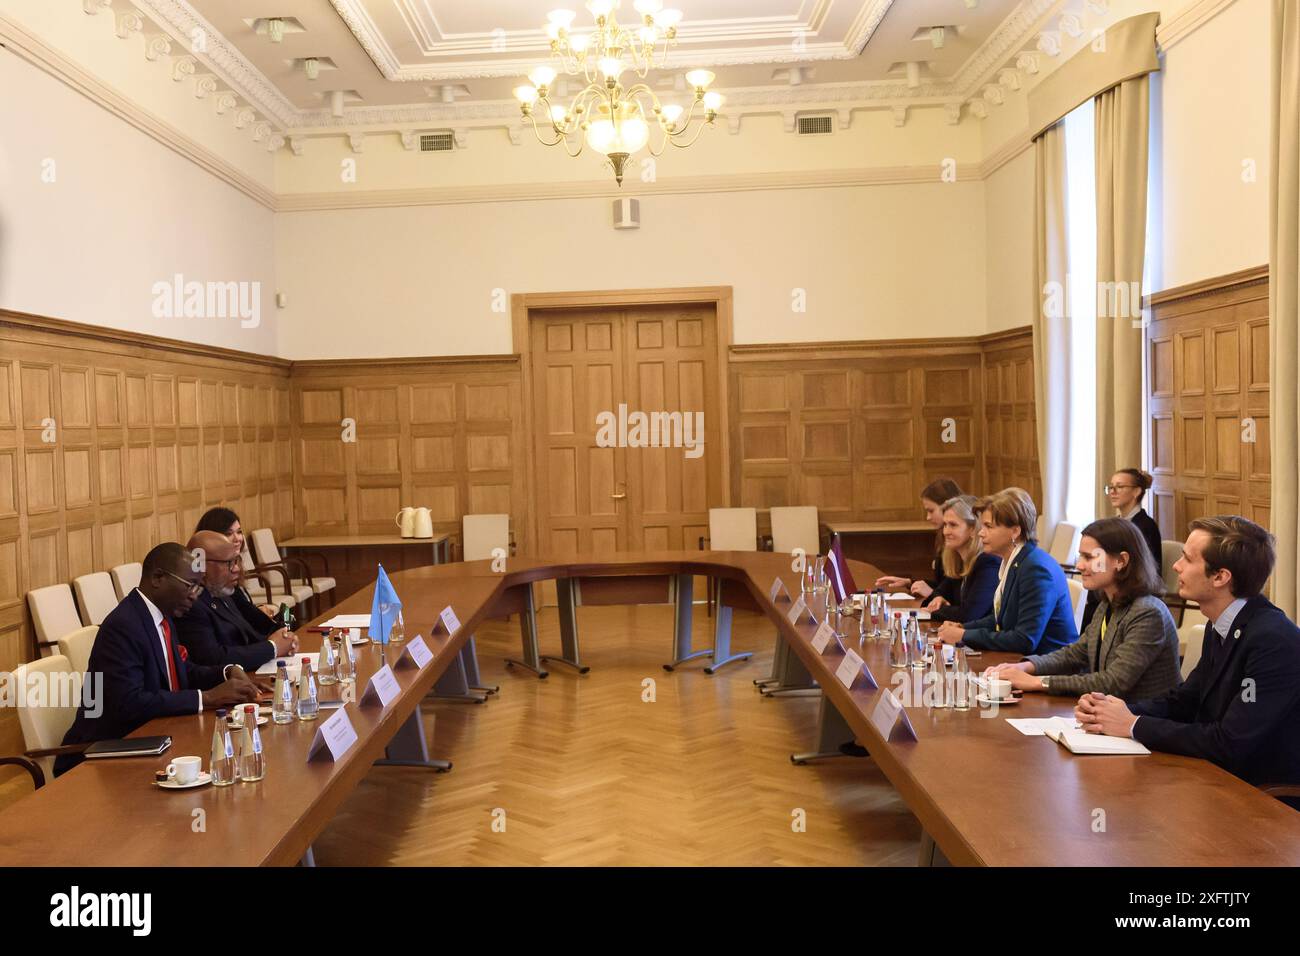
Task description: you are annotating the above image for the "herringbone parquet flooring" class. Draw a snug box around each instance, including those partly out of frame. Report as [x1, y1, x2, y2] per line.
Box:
[311, 603, 922, 866]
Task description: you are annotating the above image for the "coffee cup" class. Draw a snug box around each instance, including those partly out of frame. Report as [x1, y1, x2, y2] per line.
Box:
[987, 678, 1013, 700]
[166, 755, 202, 785]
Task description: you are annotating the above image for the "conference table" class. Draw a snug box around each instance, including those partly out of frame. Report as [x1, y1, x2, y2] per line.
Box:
[1, 550, 1298, 867]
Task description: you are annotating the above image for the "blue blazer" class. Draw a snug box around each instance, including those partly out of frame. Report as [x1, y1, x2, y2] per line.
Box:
[961, 541, 1078, 654]
[932, 552, 1001, 625]
[1132, 595, 1300, 795]
[56, 590, 227, 776]
[177, 590, 277, 671]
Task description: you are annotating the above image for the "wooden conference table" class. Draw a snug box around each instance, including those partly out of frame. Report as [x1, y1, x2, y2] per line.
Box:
[0, 550, 1297, 867]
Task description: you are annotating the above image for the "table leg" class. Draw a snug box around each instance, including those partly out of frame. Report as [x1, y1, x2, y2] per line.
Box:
[504, 585, 548, 678]
[917, 831, 951, 867]
[663, 573, 711, 671]
[790, 695, 858, 764]
[461, 636, 499, 695]
[425, 649, 489, 704]
[541, 578, 589, 674]
[704, 603, 753, 674]
[374, 708, 453, 772]
[760, 632, 821, 697]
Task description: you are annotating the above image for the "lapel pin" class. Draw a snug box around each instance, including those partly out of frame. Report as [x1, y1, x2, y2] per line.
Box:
[1233, 629, 1241, 640]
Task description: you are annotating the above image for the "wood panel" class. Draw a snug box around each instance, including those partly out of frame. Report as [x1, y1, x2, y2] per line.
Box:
[728, 329, 1037, 531]
[0, 310, 294, 776]
[1146, 266, 1270, 540]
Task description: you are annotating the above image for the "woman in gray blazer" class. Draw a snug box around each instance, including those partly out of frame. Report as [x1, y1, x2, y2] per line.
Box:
[988, 517, 1181, 699]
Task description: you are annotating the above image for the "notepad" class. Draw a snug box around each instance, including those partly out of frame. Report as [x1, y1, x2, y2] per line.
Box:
[1012, 716, 1150, 754]
[84, 736, 172, 759]
[256, 652, 319, 677]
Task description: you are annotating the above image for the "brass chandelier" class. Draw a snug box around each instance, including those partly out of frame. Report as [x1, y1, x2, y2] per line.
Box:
[513, 1, 724, 185]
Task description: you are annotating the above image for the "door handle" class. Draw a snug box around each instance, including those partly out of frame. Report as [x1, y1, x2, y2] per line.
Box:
[611, 492, 627, 500]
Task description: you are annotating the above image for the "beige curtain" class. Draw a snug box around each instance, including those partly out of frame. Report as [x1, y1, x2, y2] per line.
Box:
[1270, 0, 1300, 617]
[1033, 122, 1071, 531]
[1093, 76, 1150, 519]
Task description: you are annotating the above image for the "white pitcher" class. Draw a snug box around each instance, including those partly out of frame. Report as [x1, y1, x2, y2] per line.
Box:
[413, 507, 433, 539]
[395, 507, 416, 538]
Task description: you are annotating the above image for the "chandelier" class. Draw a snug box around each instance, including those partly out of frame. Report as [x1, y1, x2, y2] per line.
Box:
[513, 1, 724, 185]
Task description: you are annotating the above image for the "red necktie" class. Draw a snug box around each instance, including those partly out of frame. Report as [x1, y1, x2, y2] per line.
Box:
[161, 619, 180, 692]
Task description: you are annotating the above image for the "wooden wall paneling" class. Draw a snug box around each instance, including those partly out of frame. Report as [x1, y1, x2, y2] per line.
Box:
[1145, 266, 1269, 542]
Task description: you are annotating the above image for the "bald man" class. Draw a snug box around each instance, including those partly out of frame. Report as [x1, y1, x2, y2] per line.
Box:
[175, 530, 297, 671]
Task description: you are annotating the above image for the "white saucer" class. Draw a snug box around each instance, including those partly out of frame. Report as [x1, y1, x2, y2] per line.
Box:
[350, 635, 371, 646]
[230, 716, 269, 729]
[156, 772, 212, 790]
[976, 694, 1022, 706]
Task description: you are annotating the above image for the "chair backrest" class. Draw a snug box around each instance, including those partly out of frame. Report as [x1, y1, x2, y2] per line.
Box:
[72, 572, 119, 626]
[463, 514, 509, 562]
[769, 506, 819, 556]
[1161, 540, 1183, 593]
[708, 508, 758, 552]
[249, 528, 282, 566]
[1066, 577, 1087, 632]
[110, 562, 141, 599]
[8, 655, 80, 782]
[26, 585, 83, 656]
[57, 625, 99, 676]
[1047, 522, 1079, 564]
[1178, 608, 1208, 678]
[1035, 515, 1047, 545]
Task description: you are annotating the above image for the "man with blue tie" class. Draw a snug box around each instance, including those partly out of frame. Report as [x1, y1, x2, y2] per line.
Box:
[1078, 516, 1300, 805]
[54, 542, 265, 776]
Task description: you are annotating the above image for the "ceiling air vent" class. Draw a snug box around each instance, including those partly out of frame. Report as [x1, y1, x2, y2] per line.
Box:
[797, 114, 834, 136]
[420, 132, 454, 152]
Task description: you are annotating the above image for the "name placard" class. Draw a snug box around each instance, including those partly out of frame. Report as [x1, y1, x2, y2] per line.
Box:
[870, 689, 917, 743]
[432, 605, 461, 636]
[306, 706, 359, 762]
[360, 663, 401, 708]
[811, 620, 837, 654]
[835, 648, 876, 690]
[769, 578, 792, 604]
[787, 595, 816, 627]
[394, 634, 433, 670]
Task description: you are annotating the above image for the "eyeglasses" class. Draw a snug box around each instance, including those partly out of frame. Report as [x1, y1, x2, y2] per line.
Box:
[216, 557, 242, 571]
[1104, 484, 1137, 493]
[160, 568, 204, 597]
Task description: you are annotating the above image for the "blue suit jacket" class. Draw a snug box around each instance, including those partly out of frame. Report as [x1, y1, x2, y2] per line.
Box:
[56, 590, 227, 776]
[177, 589, 277, 671]
[960, 541, 1078, 654]
[932, 552, 1001, 625]
[1132, 595, 1300, 792]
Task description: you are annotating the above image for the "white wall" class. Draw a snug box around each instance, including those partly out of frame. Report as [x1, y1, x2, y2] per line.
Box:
[0, 48, 277, 354]
[274, 181, 988, 359]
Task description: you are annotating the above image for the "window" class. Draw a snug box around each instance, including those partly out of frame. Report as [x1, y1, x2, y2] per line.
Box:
[1062, 98, 1096, 528]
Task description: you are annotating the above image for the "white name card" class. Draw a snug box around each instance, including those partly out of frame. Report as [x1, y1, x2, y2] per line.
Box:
[360, 663, 400, 708]
[787, 595, 816, 627]
[395, 634, 433, 670]
[811, 620, 837, 654]
[835, 648, 876, 690]
[432, 605, 461, 636]
[870, 689, 917, 743]
[306, 705, 358, 762]
[769, 578, 792, 604]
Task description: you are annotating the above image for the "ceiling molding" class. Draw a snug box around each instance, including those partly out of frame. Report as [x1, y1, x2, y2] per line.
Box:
[0, 10, 275, 209]
[1156, 0, 1239, 51]
[948, 0, 1067, 94]
[273, 164, 981, 213]
[978, 131, 1034, 180]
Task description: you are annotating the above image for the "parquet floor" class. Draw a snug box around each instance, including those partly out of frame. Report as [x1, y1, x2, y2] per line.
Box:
[311, 602, 922, 866]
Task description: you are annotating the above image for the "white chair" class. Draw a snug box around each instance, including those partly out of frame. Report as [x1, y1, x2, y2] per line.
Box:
[462, 514, 510, 562]
[57, 625, 99, 676]
[1161, 540, 1183, 595]
[72, 572, 119, 626]
[240, 546, 310, 610]
[249, 528, 335, 608]
[9, 654, 81, 786]
[26, 585, 83, 658]
[1066, 577, 1087, 633]
[1178, 608, 1208, 678]
[706, 507, 759, 552]
[769, 506, 820, 557]
[109, 562, 141, 600]
[1047, 522, 1080, 566]
[1035, 515, 1048, 545]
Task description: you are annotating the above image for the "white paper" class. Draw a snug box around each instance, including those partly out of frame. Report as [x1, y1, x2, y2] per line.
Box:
[885, 592, 913, 601]
[836, 649, 867, 688]
[914, 609, 932, 621]
[360, 664, 401, 708]
[321, 614, 372, 629]
[811, 620, 836, 653]
[433, 605, 461, 636]
[786, 595, 809, 625]
[870, 689, 904, 738]
[256, 652, 319, 677]
[307, 706, 358, 761]
[1007, 717, 1079, 737]
[1059, 729, 1151, 755]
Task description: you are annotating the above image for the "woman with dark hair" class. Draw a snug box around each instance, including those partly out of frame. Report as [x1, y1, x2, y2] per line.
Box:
[873, 476, 965, 600]
[195, 507, 278, 620]
[926, 495, 1001, 624]
[987, 517, 1180, 698]
[1081, 467, 1165, 631]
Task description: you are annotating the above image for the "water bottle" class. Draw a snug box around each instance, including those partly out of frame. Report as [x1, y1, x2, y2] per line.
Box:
[910, 610, 927, 669]
[237, 704, 265, 782]
[296, 656, 319, 721]
[803, 560, 815, 596]
[953, 648, 971, 711]
[888, 612, 910, 669]
[858, 600, 869, 641]
[869, 589, 883, 637]
[927, 649, 948, 709]
[390, 609, 406, 644]
[814, 556, 828, 596]
[278, 601, 295, 632]
[337, 630, 355, 685]
[318, 633, 339, 685]
[210, 709, 237, 786]
[272, 660, 294, 724]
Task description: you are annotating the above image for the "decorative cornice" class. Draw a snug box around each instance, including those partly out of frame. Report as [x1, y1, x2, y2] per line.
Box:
[1156, 0, 1239, 51]
[0, 11, 275, 209]
[949, 0, 1066, 93]
[978, 131, 1034, 179]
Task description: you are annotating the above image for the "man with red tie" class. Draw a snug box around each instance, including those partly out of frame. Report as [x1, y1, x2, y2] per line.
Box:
[55, 542, 264, 776]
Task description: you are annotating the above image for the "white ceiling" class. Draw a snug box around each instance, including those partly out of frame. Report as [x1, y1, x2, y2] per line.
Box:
[165, 0, 1060, 125]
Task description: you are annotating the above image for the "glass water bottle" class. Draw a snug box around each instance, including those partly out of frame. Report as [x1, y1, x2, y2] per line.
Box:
[318, 633, 339, 685]
[296, 657, 319, 721]
[953, 648, 971, 711]
[210, 709, 237, 786]
[272, 660, 294, 724]
[238, 704, 265, 782]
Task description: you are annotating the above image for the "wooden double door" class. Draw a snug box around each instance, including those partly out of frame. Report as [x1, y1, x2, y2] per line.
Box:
[530, 304, 723, 557]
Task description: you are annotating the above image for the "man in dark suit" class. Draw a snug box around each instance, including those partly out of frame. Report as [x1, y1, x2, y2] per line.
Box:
[1078, 516, 1300, 804]
[177, 531, 297, 670]
[55, 542, 264, 776]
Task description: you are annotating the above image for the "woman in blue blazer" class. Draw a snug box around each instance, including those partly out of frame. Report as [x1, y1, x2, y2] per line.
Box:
[925, 495, 1001, 624]
[936, 488, 1079, 654]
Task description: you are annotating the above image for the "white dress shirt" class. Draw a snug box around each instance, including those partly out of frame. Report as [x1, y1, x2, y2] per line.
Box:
[135, 588, 237, 712]
[1211, 597, 1249, 645]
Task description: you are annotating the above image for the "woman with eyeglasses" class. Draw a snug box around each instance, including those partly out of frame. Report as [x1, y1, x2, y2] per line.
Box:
[1082, 469, 1165, 630]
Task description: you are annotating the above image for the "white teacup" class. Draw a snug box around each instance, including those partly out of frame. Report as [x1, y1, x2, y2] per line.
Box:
[987, 678, 1013, 700]
[166, 755, 202, 785]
